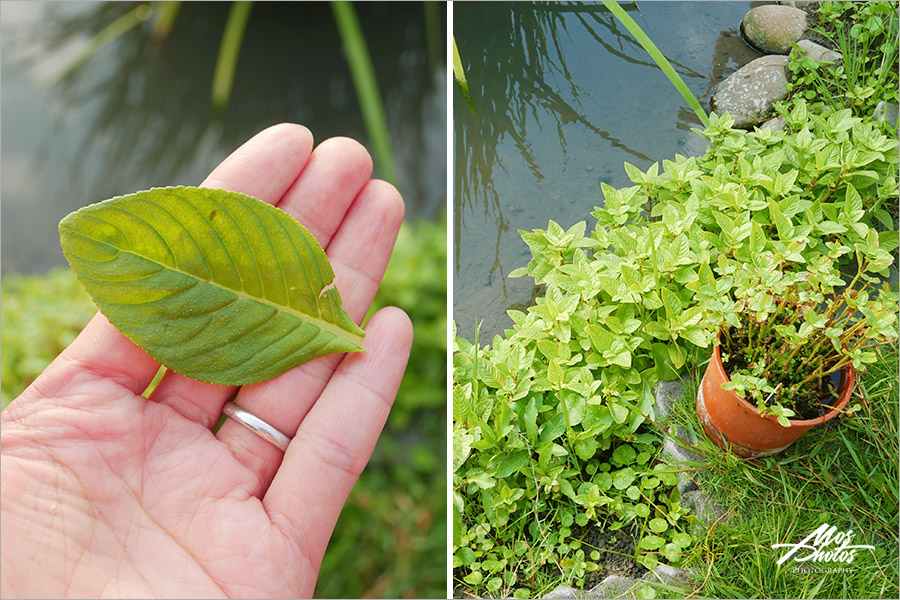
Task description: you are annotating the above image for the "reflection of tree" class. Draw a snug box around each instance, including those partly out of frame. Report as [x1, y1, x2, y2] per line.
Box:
[453, 1, 704, 291]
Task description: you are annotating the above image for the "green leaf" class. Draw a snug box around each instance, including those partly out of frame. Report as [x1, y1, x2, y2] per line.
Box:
[492, 451, 530, 479]
[749, 221, 766, 255]
[660, 287, 683, 318]
[612, 444, 637, 466]
[679, 327, 709, 348]
[639, 534, 665, 550]
[467, 472, 496, 489]
[649, 517, 669, 533]
[59, 186, 364, 385]
[662, 542, 681, 562]
[458, 547, 476, 566]
[609, 400, 630, 424]
[843, 183, 865, 223]
[667, 342, 687, 370]
[768, 200, 794, 241]
[453, 429, 475, 473]
[612, 467, 636, 490]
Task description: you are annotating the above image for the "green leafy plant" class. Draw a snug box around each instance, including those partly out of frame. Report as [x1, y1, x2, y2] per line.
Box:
[59, 186, 363, 385]
[668, 344, 898, 600]
[0, 268, 98, 409]
[453, 316, 695, 597]
[786, 1, 899, 120]
[454, 100, 898, 596]
[705, 242, 898, 426]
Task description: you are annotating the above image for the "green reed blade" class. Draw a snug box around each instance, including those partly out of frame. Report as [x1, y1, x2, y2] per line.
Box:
[453, 35, 476, 113]
[211, 1, 252, 114]
[331, 1, 399, 188]
[152, 1, 182, 42]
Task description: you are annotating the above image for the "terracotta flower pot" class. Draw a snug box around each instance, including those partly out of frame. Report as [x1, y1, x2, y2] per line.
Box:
[696, 342, 856, 459]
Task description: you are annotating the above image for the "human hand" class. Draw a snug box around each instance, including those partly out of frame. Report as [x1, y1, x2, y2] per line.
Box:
[0, 124, 413, 598]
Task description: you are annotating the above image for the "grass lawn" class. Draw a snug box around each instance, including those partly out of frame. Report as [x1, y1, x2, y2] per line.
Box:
[665, 344, 899, 599]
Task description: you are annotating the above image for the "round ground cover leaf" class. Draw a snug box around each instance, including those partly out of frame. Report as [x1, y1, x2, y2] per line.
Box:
[59, 186, 365, 385]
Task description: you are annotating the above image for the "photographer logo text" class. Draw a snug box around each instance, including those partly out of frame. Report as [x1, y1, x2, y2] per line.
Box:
[771, 523, 875, 566]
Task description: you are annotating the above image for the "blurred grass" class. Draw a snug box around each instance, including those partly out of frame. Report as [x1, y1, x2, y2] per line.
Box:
[0, 218, 447, 599]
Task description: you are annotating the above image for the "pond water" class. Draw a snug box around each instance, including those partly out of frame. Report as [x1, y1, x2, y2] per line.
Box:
[1, 1, 446, 275]
[453, 1, 761, 342]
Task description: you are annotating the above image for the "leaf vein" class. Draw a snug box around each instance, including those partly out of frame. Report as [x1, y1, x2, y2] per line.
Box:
[242, 201, 291, 307]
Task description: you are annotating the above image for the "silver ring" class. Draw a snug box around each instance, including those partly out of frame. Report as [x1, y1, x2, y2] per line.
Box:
[222, 402, 291, 452]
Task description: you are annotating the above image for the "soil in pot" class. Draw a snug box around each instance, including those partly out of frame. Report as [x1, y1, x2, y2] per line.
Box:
[720, 329, 844, 421]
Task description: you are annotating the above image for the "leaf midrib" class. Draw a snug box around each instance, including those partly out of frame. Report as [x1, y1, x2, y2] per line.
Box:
[63, 226, 364, 347]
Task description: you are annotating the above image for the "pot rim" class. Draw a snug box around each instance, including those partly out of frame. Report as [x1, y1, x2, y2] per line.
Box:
[711, 337, 856, 427]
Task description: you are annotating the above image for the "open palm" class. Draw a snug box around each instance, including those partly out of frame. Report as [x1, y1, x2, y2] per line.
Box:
[1, 124, 413, 599]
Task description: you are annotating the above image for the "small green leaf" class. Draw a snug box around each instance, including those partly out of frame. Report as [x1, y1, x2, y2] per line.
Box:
[612, 467, 636, 490]
[609, 400, 630, 424]
[662, 542, 681, 561]
[649, 517, 668, 533]
[459, 547, 476, 566]
[575, 438, 599, 460]
[59, 187, 365, 385]
[612, 444, 637, 466]
[639, 534, 665, 550]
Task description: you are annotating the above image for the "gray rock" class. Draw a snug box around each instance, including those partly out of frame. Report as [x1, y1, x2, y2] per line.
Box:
[760, 116, 786, 131]
[676, 470, 699, 494]
[681, 490, 726, 526]
[666, 426, 702, 492]
[796, 39, 842, 63]
[543, 585, 579, 599]
[778, 1, 818, 10]
[663, 436, 705, 465]
[711, 55, 790, 129]
[646, 564, 695, 587]
[654, 378, 685, 422]
[742, 5, 807, 54]
[874, 101, 899, 129]
[583, 575, 641, 599]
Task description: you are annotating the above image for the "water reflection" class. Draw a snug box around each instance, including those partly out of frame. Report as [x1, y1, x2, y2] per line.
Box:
[2, 1, 446, 274]
[453, 1, 755, 341]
